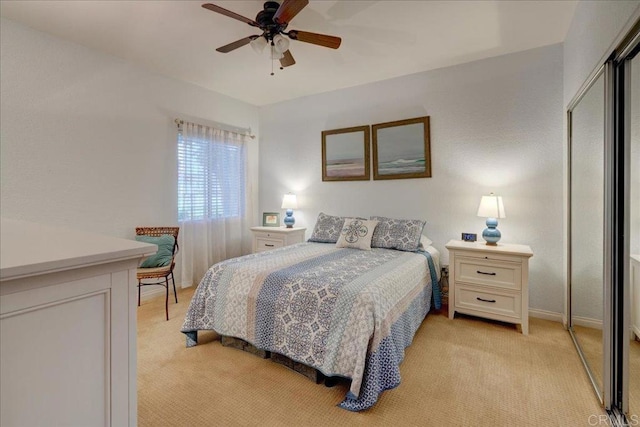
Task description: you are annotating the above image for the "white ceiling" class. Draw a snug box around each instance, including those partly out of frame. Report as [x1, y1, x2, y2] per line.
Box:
[0, 0, 577, 106]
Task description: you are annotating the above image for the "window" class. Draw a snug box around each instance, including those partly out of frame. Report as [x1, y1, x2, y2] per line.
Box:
[177, 124, 246, 221]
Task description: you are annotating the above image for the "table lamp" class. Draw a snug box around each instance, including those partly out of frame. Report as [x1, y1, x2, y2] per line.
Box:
[476, 193, 506, 245]
[281, 193, 298, 228]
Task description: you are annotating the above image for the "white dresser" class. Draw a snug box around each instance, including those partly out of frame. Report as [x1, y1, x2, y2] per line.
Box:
[250, 226, 306, 253]
[446, 239, 533, 335]
[0, 218, 155, 427]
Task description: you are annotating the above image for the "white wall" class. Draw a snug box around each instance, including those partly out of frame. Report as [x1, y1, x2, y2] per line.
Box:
[563, 1, 640, 107]
[0, 18, 259, 248]
[259, 44, 564, 314]
[631, 54, 640, 258]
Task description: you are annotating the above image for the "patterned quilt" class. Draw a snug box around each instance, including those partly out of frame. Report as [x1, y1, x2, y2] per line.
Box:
[181, 242, 441, 411]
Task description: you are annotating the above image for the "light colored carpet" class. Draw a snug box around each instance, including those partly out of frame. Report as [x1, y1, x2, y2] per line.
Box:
[572, 325, 604, 392]
[630, 336, 639, 418]
[138, 287, 604, 426]
[572, 325, 640, 418]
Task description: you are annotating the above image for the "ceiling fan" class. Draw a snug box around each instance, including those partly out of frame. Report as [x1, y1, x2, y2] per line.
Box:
[202, 0, 342, 71]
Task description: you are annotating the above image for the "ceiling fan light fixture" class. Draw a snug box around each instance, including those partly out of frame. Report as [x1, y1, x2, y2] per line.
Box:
[250, 36, 267, 54]
[272, 34, 290, 53]
[270, 45, 284, 60]
[203, 1, 341, 71]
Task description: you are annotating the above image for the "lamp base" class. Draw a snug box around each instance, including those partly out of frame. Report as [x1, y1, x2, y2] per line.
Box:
[284, 209, 295, 228]
[482, 217, 501, 245]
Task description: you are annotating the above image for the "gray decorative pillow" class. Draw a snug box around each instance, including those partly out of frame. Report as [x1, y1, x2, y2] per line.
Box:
[336, 219, 379, 250]
[308, 212, 346, 243]
[370, 216, 426, 252]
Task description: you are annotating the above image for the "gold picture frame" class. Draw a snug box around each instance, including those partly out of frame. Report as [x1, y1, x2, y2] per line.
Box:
[372, 116, 431, 180]
[321, 125, 370, 181]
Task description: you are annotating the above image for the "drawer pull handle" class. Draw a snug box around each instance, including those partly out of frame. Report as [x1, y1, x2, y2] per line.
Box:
[265, 244, 274, 247]
[477, 297, 496, 303]
[476, 270, 496, 276]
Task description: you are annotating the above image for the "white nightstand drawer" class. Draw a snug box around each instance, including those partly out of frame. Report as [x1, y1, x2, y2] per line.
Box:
[250, 226, 306, 254]
[456, 285, 522, 319]
[253, 231, 282, 240]
[455, 257, 521, 290]
[255, 238, 284, 252]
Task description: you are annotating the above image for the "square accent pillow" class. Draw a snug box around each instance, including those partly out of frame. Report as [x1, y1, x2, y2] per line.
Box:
[370, 216, 426, 252]
[308, 212, 347, 243]
[336, 218, 379, 250]
[135, 234, 175, 268]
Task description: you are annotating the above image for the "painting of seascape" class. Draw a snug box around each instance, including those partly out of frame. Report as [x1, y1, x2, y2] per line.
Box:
[322, 125, 370, 181]
[326, 157, 365, 177]
[373, 116, 431, 180]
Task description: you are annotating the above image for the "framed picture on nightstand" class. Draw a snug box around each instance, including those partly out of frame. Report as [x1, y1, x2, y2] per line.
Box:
[262, 212, 280, 227]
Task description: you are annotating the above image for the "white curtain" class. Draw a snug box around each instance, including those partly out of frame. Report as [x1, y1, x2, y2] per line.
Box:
[177, 121, 253, 287]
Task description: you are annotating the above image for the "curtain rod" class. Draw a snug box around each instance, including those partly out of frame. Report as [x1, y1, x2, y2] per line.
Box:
[174, 118, 255, 139]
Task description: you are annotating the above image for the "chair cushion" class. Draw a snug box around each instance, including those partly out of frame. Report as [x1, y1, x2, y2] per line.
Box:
[135, 234, 175, 268]
[137, 265, 172, 279]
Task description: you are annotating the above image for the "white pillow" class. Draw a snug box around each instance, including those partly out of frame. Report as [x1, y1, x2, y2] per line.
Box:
[336, 218, 379, 251]
[419, 235, 433, 249]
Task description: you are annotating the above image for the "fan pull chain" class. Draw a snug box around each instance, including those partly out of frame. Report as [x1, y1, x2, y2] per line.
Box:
[271, 58, 274, 76]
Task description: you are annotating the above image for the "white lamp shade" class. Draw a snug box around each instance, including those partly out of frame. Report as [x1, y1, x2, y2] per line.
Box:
[477, 193, 506, 219]
[250, 36, 268, 54]
[270, 45, 284, 60]
[281, 194, 298, 209]
[272, 34, 290, 53]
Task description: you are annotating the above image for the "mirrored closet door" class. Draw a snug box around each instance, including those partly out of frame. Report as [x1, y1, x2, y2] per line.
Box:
[568, 20, 640, 424]
[623, 39, 639, 421]
[568, 68, 606, 402]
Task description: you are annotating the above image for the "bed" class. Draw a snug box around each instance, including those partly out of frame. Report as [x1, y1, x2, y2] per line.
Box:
[181, 237, 441, 411]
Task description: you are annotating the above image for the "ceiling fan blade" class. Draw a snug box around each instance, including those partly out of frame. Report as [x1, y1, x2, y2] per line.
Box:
[288, 30, 341, 49]
[280, 50, 296, 67]
[273, 0, 309, 24]
[202, 3, 259, 27]
[216, 36, 257, 53]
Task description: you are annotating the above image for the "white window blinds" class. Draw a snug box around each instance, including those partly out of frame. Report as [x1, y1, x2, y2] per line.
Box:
[177, 122, 246, 221]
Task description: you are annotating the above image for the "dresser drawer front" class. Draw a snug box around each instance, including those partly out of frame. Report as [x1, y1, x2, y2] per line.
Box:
[456, 286, 521, 319]
[455, 257, 521, 290]
[253, 231, 285, 240]
[256, 238, 284, 252]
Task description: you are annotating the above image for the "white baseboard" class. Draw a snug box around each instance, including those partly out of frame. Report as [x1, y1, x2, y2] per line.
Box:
[139, 282, 193, 302]
[139, 286, 166, 302]
[529, 308, 563, 323]
[572, 315, 603, 330]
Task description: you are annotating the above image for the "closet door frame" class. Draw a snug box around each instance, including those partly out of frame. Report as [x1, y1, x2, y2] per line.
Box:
[567, 16, 640, 426]
[566, 63, 610, 406]
[612, 26, 640, 417]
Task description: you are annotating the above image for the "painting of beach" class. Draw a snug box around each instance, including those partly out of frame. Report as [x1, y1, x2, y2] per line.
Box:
[373, 117, 431, 180]
[377, 157, 425, 175]
[326, 158, 365, 177]
[322, 125, 370, 181]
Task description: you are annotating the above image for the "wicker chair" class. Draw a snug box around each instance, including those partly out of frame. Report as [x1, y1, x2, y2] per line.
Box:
[136, 227, 179, 321]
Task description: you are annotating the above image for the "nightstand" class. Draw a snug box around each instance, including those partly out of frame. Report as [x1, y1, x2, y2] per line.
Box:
[250, 226, 306, 253]
[445, 239, 533, 335]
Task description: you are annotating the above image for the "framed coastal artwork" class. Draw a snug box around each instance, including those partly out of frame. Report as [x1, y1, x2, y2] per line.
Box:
[372, 116, 431, 180]
[321, 125, 370, 181]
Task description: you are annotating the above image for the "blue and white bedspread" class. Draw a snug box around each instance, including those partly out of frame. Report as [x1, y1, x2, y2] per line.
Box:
[181, 242, 441, 411]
